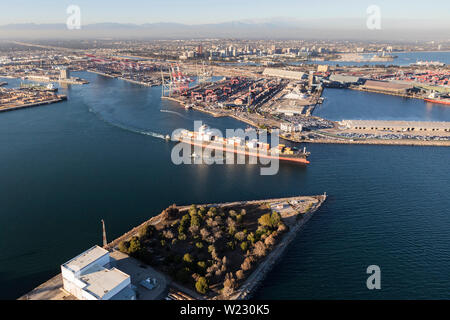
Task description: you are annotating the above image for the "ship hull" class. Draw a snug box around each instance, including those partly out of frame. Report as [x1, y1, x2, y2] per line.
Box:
[424, 98, 450, 106]
[175, 137, 310, 164]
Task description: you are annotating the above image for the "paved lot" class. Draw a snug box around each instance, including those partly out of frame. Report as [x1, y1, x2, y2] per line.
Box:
[110, 250, 168, 300]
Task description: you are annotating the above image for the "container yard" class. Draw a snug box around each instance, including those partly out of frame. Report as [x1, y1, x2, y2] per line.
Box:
[0, 87, 66, 112]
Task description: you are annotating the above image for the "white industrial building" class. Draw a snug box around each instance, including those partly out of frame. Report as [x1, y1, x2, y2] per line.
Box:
[61, 245, 136, 300]
[280, 123, 302, 133]
[263, 68, 306, 80]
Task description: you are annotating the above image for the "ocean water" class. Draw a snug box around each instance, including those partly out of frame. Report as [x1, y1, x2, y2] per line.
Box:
[0, 72, 449, 299]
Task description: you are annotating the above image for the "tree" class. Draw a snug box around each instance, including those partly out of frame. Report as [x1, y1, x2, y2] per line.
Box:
[195, 242, 204, 249]
[190, 215, 201, 228]
[197, 261, 206, 270]
[189, 204, 198, 217]
[270, 211, 281, 227]
[258, 213, 272, 227]
[264, 234, 276, 247]
[183, 253, 193, 264]
[241, 257, 253, 271]
[118, 240, 130, 253]
[253, 241, 267, 257]
[128, 237, 141, 254]
[240, 241, 249, 252]
[195, 277, 209, 294]
[200, 228, 210, 240]
[247, 232, 256, 244]
[235, 231, 246, 241]
[236, 269, 245, 280]
[222, 273, 237, 297]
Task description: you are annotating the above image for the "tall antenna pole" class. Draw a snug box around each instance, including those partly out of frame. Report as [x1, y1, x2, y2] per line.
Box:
[101, 219, 107, 248]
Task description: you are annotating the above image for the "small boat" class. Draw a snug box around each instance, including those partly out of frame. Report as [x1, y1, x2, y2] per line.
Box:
[165, 135, 171, 141]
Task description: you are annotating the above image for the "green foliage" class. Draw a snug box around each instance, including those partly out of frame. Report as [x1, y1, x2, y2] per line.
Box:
[189, 205, 198, 218]
[160, 239, 166, 247]
[118, 240, 129, 253]
[190, 215, 201, 228]
[139, 224, 156, 239]
[178, 233, 187, 241]
[183, 253, 193, 264]
[195, 277, 209, 294]
[270, 211, 281, 227]
[128, 236, 142, 254]
[195, 242, 204, 249]
[240, 241, 249, 252]
[236, 214, 243, 224]
[198, 206, 206, 218]
[258, 213, 272, 227]
[197, 261, 206, 269]
[247, 232, 256, 244]
[226, 241, 235, 250]
[258, 212, 282, 229]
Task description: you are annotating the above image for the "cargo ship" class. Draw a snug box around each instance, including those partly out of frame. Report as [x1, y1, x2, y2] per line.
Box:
[173, 124, 310, 164]
[424, 93, 450, 106]
[424, 98, 450, 106]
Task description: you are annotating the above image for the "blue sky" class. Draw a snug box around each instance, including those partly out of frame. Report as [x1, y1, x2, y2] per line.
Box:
[2, 0, 449, 25]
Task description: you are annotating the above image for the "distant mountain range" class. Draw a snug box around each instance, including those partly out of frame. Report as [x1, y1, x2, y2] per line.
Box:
[1, 18, 449, 40]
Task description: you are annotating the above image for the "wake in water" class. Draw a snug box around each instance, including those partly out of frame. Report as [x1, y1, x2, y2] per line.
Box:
[160, 109, 191, 120]
[87, 105, 167, 140]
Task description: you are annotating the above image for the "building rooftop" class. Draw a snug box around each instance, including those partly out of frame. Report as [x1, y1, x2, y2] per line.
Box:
[63, 245, 109, 273]
[263, 68, 305, 80]
[80, 265, 130, 300]
[362, 80, 413, 91]
[340, 120, 450, 129]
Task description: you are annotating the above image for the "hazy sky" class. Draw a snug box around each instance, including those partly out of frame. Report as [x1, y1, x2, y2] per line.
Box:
[2, 0, 449, 25]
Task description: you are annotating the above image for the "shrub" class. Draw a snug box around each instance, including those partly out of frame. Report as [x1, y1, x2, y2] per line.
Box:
[195, 277, 209, 294]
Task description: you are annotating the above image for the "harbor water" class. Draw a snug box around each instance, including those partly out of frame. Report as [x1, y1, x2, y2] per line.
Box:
[0, 72, 449, 299]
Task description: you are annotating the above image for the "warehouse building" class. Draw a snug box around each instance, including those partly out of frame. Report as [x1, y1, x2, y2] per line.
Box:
[360, 80, 414, 94]
[329, 74, 363, 85]
[61, 245, 136, 300]
[263, 68, 306, 80]
[339, 120, 450, 133]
